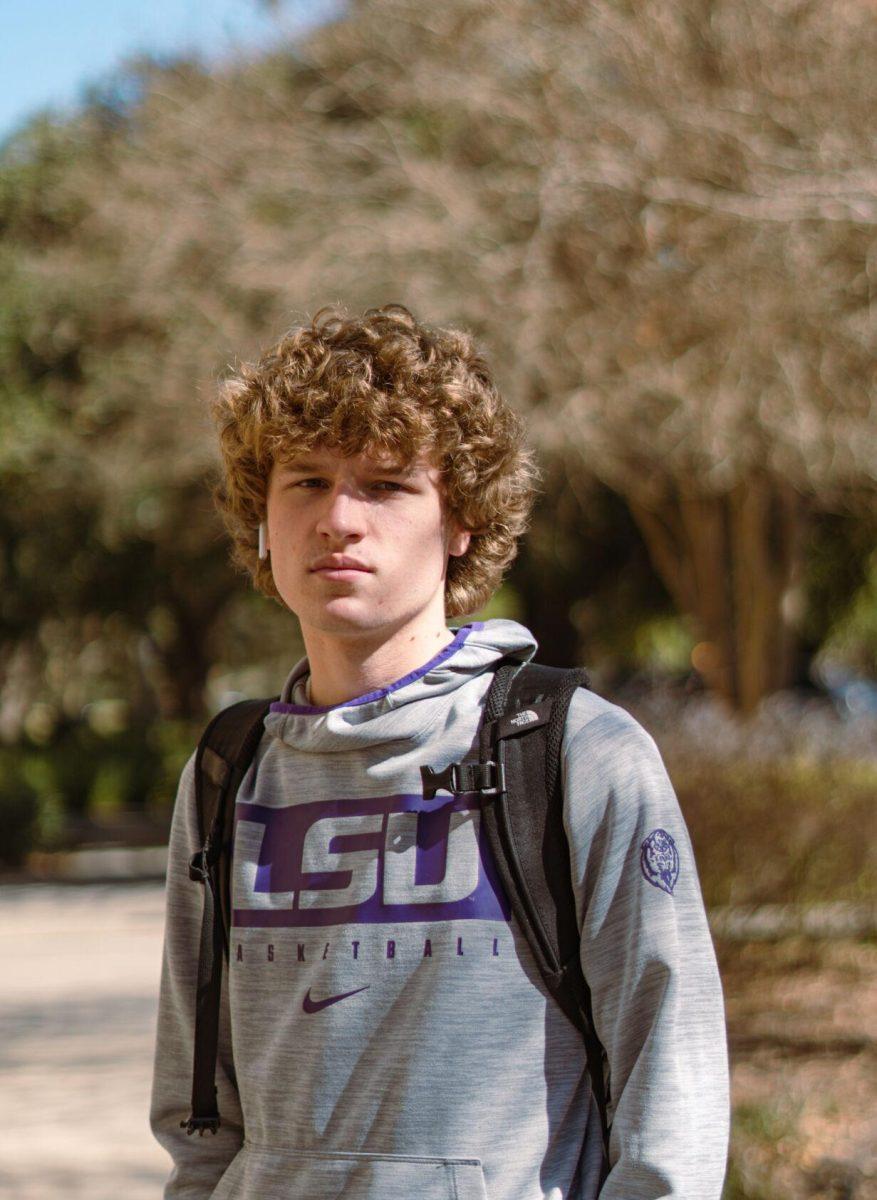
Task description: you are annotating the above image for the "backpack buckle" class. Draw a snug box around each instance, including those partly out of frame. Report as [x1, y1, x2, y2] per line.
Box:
[180, 1114, 221, 1136]
[420, 758, 506, 799]
[471, 759, 505, 796]
[188, 830, 225, 881]
[188, 848, 210, 883]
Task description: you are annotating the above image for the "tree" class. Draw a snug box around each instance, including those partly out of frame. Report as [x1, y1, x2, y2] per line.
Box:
[0, 99, 276, 729]
[289, 0, 877, 711]
[4, 1, 876, 717]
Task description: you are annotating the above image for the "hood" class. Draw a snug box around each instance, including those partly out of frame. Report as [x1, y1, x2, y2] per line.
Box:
[262, 618, 537, 754]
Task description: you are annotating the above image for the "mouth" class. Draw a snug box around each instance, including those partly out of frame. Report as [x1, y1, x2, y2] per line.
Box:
[312, 567, 371, 581]
[309, 557, 373, 579]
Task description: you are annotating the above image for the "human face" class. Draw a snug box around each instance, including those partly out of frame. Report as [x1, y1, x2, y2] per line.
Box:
[264, 445, 471, 645]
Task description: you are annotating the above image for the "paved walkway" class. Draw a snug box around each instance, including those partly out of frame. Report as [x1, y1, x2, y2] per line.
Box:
[0, 882, 171, 1199]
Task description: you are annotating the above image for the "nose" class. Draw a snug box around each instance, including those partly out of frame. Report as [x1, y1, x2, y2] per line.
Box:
[314, 485, 367, 541]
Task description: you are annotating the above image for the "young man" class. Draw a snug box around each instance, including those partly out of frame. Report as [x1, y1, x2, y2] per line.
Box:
[150, 303, 729, 1199]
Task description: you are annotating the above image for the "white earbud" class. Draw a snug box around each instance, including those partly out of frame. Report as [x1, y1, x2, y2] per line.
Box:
[258, 521, 268, 561]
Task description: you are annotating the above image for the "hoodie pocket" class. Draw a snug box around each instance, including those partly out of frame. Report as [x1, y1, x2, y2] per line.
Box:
[212, 1143, 490, 1200]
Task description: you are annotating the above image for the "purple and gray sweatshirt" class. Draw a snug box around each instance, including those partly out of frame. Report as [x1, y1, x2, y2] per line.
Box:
[150, 618, 729, 1199]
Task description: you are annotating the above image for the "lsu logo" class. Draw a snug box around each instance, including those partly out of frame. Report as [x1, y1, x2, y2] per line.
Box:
[232, 794, 510, 929]
[640, 828, 680, 895]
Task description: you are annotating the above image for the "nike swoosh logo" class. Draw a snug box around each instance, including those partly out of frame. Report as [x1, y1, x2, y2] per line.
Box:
[302, 985, 370, 1014]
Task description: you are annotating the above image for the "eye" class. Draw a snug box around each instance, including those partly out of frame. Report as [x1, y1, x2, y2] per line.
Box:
[372, 480, 406, 492]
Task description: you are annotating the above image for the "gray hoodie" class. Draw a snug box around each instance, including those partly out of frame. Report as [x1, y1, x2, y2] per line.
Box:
[150, 619, 729, 1199]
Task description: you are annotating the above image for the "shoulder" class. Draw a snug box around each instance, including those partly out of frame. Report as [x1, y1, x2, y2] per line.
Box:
[174, 747, 199, 810]
[562, 686, 664, 777]
[179, 746, 199, 789]
[167, 748, 200, 849]
[560, 685, 682, 842]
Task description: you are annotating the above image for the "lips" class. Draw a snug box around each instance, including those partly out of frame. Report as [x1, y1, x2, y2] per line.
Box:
[310, 555, 372, 573]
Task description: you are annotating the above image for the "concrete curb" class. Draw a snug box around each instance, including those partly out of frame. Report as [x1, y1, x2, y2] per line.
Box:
[23, 845, 169, 883]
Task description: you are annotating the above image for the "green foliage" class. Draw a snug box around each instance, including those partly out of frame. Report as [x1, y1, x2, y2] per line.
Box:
[0, 115, 90, 243]
[733, 1102, 801, 1146]
[144, 717, 202, 816]
[799, 511, 877, 674]
[722, 1100, 803, 1200]
[0, 748, 70, 865]
[0, 717, 201, 868]
[816, 547, 877, 675]
[631, 614, 695, 677]
[722, 1158, 776, 1200]
[40, 726, 144, 816]
[469, 582, 524, 623]
[88, 758, 136, 819]
[0, 749, 41, 867]
[670, 754, 877, 908]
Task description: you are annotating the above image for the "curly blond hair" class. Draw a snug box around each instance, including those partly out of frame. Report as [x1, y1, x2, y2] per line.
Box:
[210, 303, 539, 618]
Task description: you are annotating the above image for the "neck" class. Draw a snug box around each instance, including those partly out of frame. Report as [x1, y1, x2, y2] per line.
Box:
[301, 619, 460, 708]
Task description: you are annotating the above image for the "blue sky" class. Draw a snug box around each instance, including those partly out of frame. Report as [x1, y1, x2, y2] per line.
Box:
[0, 0, 335, 143]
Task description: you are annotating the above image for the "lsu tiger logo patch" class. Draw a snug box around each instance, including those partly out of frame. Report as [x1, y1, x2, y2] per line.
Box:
[640, 828, 680, 895]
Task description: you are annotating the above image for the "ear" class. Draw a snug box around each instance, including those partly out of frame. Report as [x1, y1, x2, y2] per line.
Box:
[448, 526, 472, 558]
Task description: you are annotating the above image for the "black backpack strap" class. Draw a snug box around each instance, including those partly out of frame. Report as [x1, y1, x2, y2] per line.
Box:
[181, 696, 276, 1136]
[486, 663, 611, 1159]
[420, 659, 611, 1170]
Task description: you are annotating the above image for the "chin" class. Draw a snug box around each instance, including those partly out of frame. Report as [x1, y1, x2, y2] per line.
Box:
[301, 603, 402, 634]
[306, 597, 437, 638]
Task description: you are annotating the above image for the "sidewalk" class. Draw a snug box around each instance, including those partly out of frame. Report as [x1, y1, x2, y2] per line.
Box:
[0, 882, 170, 1199]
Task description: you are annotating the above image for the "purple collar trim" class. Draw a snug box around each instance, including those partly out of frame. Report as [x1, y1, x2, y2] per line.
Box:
[268, 622, 485, 715]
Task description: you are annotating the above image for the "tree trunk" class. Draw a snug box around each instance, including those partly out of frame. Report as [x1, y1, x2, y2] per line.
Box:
[627, 474, 809, 713]
[512, 564, 582, 668]
[147, 590, 227, 722]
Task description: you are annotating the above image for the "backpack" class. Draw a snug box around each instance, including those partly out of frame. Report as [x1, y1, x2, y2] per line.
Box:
[181, 657, 611, 1173]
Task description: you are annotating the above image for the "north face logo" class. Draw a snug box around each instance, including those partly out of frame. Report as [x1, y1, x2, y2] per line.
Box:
[510, 709, 539, 727]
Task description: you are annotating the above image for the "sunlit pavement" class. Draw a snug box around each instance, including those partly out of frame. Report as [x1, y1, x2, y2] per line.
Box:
[0, 882, 171, 1199]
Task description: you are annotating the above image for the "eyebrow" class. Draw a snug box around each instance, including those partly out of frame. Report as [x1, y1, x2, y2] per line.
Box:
[276, 458, 329, 474]
[278, 458, 416, 477]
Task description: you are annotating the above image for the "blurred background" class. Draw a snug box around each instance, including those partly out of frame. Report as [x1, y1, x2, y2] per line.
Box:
[0, 1, 875, 1197]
